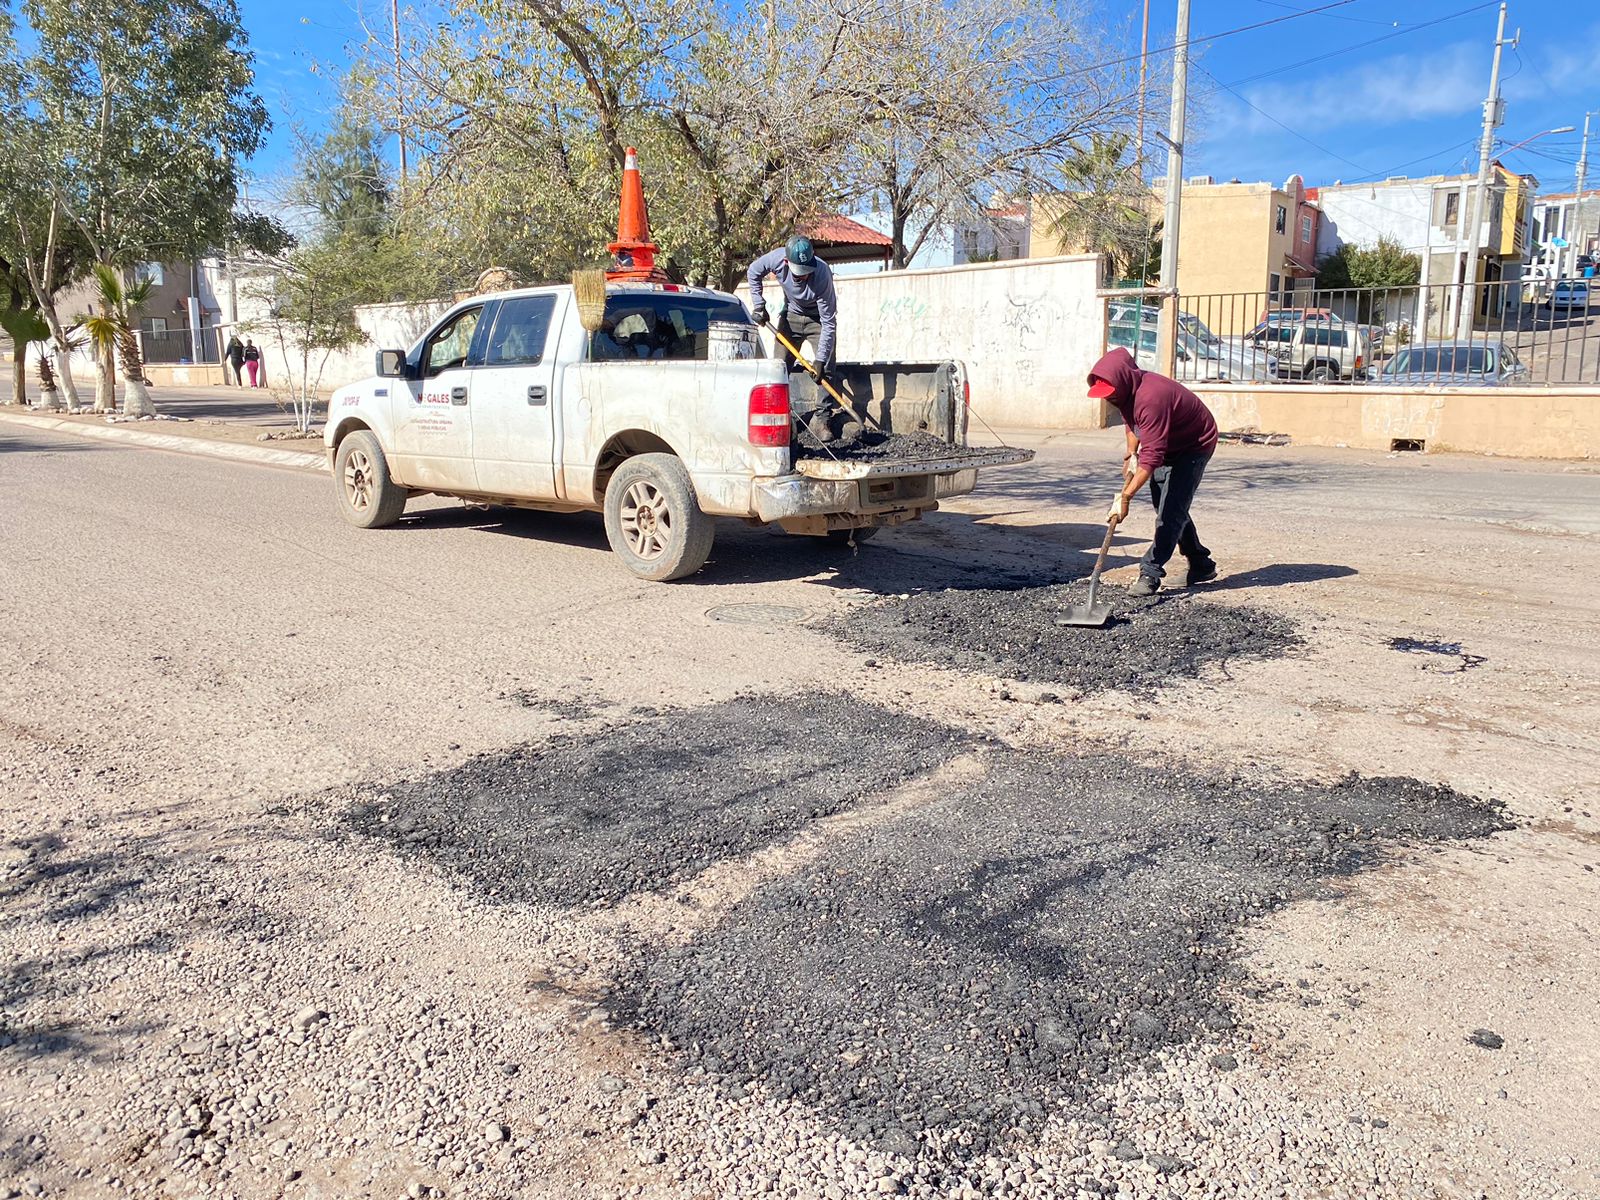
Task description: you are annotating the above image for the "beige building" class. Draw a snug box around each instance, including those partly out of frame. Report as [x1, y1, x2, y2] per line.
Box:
[1031, 176, 1321, 333]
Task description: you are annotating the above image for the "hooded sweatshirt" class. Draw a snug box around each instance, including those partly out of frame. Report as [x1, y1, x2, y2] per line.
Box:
[747, 248, 837, 367]
[1088, 347, 1217, 472]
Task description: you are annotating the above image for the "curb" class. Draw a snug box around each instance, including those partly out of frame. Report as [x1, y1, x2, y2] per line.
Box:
[0, 409, 326, 473]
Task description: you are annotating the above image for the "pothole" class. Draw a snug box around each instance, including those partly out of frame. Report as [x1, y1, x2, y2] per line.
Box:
[1388, 636, 1486, 671]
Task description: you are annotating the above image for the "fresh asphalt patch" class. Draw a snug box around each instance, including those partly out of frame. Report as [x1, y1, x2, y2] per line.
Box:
[340, 694, 966, 907]
[821, 583, 1302, 693]
[606, 751, 1508, 1158]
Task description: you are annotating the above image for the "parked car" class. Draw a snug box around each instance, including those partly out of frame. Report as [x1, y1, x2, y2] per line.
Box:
[1106, 301, 1222, 348]
[1108, 322, 1279, 382]
[1548, 280, 1591, 310]
[1257, 306, 1343, 328]
[324, 281, 1032, 580]
[1243, 319, 1370, 381]
[1375, 341, 1528, 387]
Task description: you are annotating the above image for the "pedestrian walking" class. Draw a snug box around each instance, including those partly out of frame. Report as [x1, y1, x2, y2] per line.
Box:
[225, 333, 245, 386]
[1086, 346, 1220, 596]
[243, 338, 261, 388]
[746, 236, 838, 390]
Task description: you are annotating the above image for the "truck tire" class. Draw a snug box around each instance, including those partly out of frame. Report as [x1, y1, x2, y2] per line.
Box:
[603, 453, 715, 582]
[334, 430, 409, 529]
[1307, 362, 1337, 382]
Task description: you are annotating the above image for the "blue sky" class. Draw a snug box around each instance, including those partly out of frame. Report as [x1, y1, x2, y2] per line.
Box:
[236, 0, 1599, 196]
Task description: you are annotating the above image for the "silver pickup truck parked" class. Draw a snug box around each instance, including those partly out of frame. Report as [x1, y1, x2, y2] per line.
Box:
[324, 281, 1032, 580]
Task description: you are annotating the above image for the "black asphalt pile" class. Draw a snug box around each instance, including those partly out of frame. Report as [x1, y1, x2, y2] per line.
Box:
[341, 694, 965, 907]
[607, 754, 1508, 1156]
[796, 429, 996, 462]
[821, 585, 1302, 693]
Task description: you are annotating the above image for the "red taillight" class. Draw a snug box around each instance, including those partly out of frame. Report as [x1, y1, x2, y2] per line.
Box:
[748, 383, 790, 447]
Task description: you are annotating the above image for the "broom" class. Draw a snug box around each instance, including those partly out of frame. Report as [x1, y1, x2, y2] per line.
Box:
[572, 269, 608, 358]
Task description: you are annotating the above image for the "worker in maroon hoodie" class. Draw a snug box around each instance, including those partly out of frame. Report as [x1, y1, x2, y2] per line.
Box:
[1086, 347, 1219, 596]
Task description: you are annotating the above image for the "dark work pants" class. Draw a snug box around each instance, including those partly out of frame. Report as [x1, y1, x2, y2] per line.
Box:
[776, 309, 832, 374]
[1139, 450, 1214, 581]
[228, 358, 244, 386]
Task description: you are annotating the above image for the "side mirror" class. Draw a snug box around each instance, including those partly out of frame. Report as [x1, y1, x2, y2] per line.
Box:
[376, 348, 406, 378]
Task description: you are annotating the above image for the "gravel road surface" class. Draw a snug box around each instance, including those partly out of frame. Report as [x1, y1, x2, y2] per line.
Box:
[1, 419, 1596, 1200]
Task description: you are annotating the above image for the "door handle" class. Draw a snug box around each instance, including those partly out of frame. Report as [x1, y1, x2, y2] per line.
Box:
[450, 386, 468, 405]
[527, 385, 547, 405]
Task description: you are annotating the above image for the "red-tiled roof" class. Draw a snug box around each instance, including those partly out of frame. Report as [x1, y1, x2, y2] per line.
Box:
[797, 214, 893, 248]
[984, 204, 1028, 218]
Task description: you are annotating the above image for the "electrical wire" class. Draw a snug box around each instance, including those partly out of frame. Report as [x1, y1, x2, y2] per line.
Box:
[1248, 0, 1405, 27]
[1224, 0, 1500, 87]
[1195, 65, 1376, 176]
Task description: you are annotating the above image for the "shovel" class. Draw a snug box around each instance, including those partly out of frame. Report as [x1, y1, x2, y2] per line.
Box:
[766, 324, 881, 433]
[1055, 513, 1122, 628]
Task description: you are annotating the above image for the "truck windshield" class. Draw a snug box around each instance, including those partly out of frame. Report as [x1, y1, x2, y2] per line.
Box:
[591, 292, 752, 362]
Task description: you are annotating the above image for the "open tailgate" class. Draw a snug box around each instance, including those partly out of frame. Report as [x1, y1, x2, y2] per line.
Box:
[795, 446, 1034, 481]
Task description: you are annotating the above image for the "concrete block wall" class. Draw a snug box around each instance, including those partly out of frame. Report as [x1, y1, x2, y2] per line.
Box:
[1194, 384, 1600, 459]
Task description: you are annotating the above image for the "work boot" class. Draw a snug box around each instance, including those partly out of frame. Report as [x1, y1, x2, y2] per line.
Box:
[1128, 575, 1160, 597]
[1186, 558, 1219, 586]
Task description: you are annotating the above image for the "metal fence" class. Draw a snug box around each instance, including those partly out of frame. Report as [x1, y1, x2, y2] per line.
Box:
[1110, 279, 1599, 387]
[138, 325, 223, 365]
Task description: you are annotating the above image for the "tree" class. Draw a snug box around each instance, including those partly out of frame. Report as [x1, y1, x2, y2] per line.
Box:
[76, 263, 154, 414]
[1317, 237, 1422, 320]
[350, 0, 1129, 284]
[15, 0, 267, 414]
[1045, 132, 1159, 283]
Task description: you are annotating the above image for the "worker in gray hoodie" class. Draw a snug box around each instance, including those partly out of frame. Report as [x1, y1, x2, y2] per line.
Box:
[747, 236, 838, 392]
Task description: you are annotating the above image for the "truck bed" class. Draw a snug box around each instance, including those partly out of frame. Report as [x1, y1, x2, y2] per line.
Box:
[794, 431, 1034, 480]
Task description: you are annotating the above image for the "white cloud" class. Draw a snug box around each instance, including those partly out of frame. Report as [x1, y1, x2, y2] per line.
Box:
[1208, 40, 1485, 139]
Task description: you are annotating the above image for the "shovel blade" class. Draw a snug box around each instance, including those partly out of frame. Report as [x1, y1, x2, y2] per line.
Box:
[1055, 602, 1113, 628]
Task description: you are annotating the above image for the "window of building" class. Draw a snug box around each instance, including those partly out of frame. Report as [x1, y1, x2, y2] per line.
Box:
[1443, 191, 1460, 226]
[1268, 272, 1282, 302]
[1275, 206, 1287, 234]
[135, 263, 164, 288]
[1300, 214, 1313, 243]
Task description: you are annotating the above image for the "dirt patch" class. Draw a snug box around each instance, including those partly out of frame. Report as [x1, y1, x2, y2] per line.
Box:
[341, 694, 966, 907]
[822, 584, 1303, 693]
[606, 752, 1509, 1157]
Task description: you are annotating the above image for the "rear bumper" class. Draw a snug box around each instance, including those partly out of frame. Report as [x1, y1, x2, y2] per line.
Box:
[750, 468, 979, 522]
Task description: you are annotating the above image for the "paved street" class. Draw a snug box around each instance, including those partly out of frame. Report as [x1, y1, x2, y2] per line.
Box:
[1, 425, 1598, 1199]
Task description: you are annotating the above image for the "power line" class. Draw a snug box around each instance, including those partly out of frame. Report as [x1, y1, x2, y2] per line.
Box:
[1195, 64, 1375, 176]
[1249, 0, 1403, 27]
[1056, 0, 1361, 79]
[1224, 0, 1499, 88]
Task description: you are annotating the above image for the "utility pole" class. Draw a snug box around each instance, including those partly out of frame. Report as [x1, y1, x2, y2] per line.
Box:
[1156, 0, 1190, 375]
[1571, 112, 1595, 279]
[1456, 3, 1515, 340]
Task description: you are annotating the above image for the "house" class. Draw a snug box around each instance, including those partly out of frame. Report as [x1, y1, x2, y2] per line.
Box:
[1314, 163, 1537, 317]
[1531, 192, 1599, 280]
[1028, 175, 1321, 332]
[841, 200, 1030, 275]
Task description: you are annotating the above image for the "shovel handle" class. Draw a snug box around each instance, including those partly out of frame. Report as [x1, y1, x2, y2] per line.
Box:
[767, 325, 880, 430]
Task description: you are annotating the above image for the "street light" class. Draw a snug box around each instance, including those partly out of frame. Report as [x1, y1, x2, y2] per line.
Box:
[1496, 125, 1575, 154]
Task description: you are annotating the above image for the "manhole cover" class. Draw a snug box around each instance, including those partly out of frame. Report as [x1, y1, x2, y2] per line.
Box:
[706, 603, 809, 626]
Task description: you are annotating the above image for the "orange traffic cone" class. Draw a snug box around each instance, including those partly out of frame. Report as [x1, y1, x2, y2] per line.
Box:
[606, 147, 668, 283]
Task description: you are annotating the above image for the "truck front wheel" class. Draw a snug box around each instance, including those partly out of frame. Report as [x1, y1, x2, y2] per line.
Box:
[334, 430, 409, 529]
[603, 453, 715, 581]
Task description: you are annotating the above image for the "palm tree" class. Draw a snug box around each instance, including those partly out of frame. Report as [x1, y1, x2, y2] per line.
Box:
[0, 307, 57, 408]
[1047, 133, 1159, 285]
[78, 265, 157, 417]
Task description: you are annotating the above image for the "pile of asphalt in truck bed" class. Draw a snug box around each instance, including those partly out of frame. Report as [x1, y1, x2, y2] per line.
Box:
[795, 428, 1003, 462]
[341, 694, 965, 907]
[821, 584, 1302, 694]
[607, 751, 1508, 1156]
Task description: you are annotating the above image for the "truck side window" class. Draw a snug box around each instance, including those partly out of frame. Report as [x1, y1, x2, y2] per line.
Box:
[422, 308, 482, 378]
[590, 293, 751, 363]
[484, 296, 557, 366]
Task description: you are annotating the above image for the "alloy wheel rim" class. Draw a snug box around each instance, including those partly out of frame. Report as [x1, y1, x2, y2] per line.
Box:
[620, 480, 671, 560]
[345, 449, 373, 511]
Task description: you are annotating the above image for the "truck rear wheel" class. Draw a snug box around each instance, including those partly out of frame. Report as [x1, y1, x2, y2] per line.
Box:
[603, 453, 715, 582]
[334, 430, 408, 529]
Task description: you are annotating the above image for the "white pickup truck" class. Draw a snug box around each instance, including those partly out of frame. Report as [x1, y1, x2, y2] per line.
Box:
[324, 281, 1032, 580]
